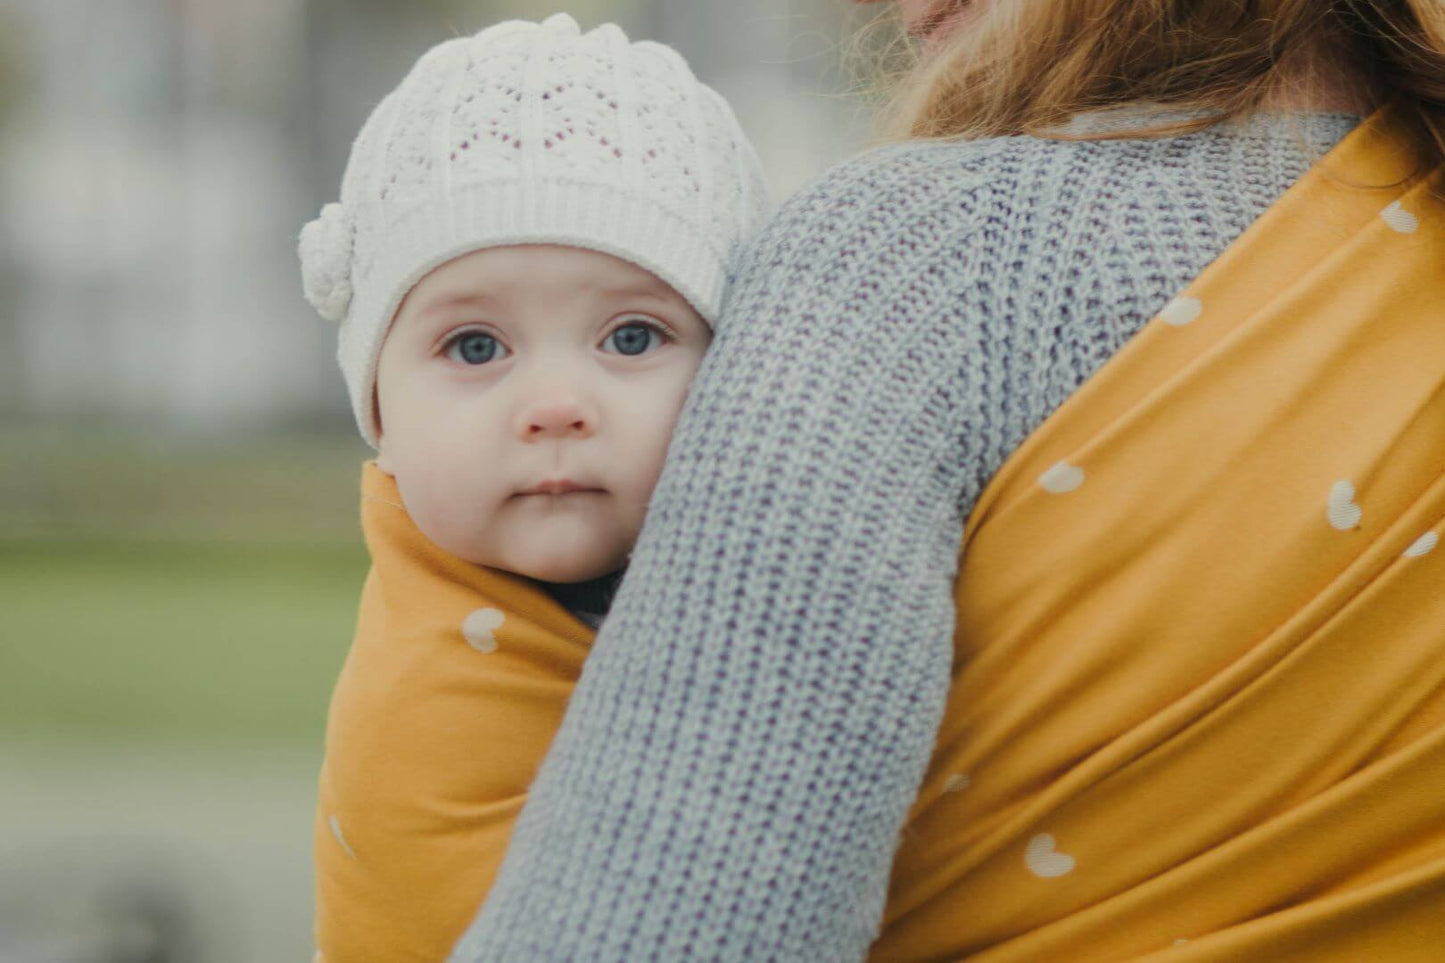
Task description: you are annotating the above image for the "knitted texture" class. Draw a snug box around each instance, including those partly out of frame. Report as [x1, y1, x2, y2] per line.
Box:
[297, 13, 771, 446]
[447, 111, 1361, 961]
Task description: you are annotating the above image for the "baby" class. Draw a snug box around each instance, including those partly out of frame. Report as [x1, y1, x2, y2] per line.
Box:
[297, 14, 769, 962]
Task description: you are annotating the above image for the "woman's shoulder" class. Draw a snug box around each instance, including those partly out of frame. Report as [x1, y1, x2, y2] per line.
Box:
[782, 129, 1136, 207]
[747, 112, 1358, 272]
[749, 131, 1148, 265]
[737, 136, 1042, 274]
[796, 109, 1360, 196]
[770, 134, 1040, 222]
[737, 131, 1149, 284]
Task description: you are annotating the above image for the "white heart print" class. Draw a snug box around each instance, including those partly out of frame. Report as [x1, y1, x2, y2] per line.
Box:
[1404, 531, 1438, 558]
[1327, 480, 1363, 531]
[1039, 461, 1085, 494]
[1159, 297, 1203, 327]
[1380, 201, 1420, 235]
[1025, 833, 1076, 878]
[462, 607, 506, 653]
[329, 814, 357, 860]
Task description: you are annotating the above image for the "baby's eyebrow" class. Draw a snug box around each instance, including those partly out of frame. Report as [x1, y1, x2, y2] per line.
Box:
[415, 281, 679, 325]
[420, 292, 498, 320]
[586, 280, 678, 303]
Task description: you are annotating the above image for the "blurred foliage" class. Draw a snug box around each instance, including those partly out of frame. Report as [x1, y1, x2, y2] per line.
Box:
[346, 0, 658, 32]
[0, 8, 25, 134]
[0, 534, 363, 744]
[454, 0, 656, 30]
[0, 428, 372, 744]
[0, 427, 369, 543]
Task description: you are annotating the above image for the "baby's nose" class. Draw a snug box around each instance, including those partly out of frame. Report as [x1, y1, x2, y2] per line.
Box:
[521, 399, 594, 439]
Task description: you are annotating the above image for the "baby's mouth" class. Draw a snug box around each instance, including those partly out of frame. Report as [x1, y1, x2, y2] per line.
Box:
[517, 479, 605, 496]
[517, 480, 606, 494]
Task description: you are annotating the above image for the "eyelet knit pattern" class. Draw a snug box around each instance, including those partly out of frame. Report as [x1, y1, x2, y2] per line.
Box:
[297, 13, 771, 446]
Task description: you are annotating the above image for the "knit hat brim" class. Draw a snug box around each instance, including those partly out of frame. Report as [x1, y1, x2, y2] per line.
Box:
[342, 179, 729, 448]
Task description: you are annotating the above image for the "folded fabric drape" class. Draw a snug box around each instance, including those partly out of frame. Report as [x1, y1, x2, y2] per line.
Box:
[314, 464, 593, 962]
[874, 105, 1445, 961]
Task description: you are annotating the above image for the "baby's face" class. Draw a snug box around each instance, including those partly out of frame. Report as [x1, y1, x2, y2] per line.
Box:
[375, 244, 711, 583]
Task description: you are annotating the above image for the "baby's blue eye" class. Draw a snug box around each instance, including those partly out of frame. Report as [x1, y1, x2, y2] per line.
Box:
[605, 322, 663, 357]
[448, 332, 501, 365]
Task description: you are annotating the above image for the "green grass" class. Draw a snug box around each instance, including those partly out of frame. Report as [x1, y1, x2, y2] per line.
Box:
[0, 425, 371, 543]
[0, 536, 367, 744]
[0, 426, 376, 745]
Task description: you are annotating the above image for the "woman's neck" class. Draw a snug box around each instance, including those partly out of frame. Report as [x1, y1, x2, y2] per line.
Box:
[1262, 78, 1377, 116]
[1262, 33, 1379, 116]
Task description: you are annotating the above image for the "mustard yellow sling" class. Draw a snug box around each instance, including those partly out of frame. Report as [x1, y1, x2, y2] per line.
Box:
[316, 107, 1443, 963]
[873, 106, 1445, 960]
[314, 465, 592, 962]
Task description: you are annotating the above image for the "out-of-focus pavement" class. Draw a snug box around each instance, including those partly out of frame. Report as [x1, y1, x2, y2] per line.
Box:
[0, 738, 320, 962]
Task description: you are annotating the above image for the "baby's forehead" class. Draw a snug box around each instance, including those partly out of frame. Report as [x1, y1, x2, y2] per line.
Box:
[393, 242, 698, 331]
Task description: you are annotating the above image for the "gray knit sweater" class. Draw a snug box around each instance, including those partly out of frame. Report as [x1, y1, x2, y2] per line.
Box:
[450, 110, 1361, 962]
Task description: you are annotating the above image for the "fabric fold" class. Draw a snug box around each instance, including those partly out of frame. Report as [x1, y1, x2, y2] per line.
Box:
[314, 464, 593, 962]
[872, 105, 1445, 961]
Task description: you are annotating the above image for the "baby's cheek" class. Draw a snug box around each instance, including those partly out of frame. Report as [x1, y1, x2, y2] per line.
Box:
[395, 462, 496, 560]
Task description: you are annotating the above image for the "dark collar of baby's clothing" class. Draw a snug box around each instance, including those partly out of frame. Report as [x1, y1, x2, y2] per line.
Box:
[540, 567, 626, 626]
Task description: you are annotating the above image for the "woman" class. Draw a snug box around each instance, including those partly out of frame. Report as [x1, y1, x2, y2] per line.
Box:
[453, 1, 1445, 959]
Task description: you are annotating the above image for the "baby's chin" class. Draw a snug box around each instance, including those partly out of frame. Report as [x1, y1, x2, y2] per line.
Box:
[443, 515, 631, 584]
[499, 541, 627, 584]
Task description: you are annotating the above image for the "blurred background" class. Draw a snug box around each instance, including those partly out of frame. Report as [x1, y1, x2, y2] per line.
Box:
[0, 0, 892, 958]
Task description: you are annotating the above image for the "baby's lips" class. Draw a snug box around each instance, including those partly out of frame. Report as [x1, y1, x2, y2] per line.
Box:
[518, 478, 605, 495]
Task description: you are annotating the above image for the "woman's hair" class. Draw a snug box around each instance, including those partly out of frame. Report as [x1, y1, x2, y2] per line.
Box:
[864, 0, 1445, 168]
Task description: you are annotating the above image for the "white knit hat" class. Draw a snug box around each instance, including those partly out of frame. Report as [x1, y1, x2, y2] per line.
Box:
[298, 13, 772, 447]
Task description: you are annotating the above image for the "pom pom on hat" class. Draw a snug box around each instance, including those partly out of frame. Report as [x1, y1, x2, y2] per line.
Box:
[298, 202, 355, 323]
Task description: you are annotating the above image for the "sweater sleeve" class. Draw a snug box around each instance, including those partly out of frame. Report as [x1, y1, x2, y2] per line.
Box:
[449, 146, 997, 962]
